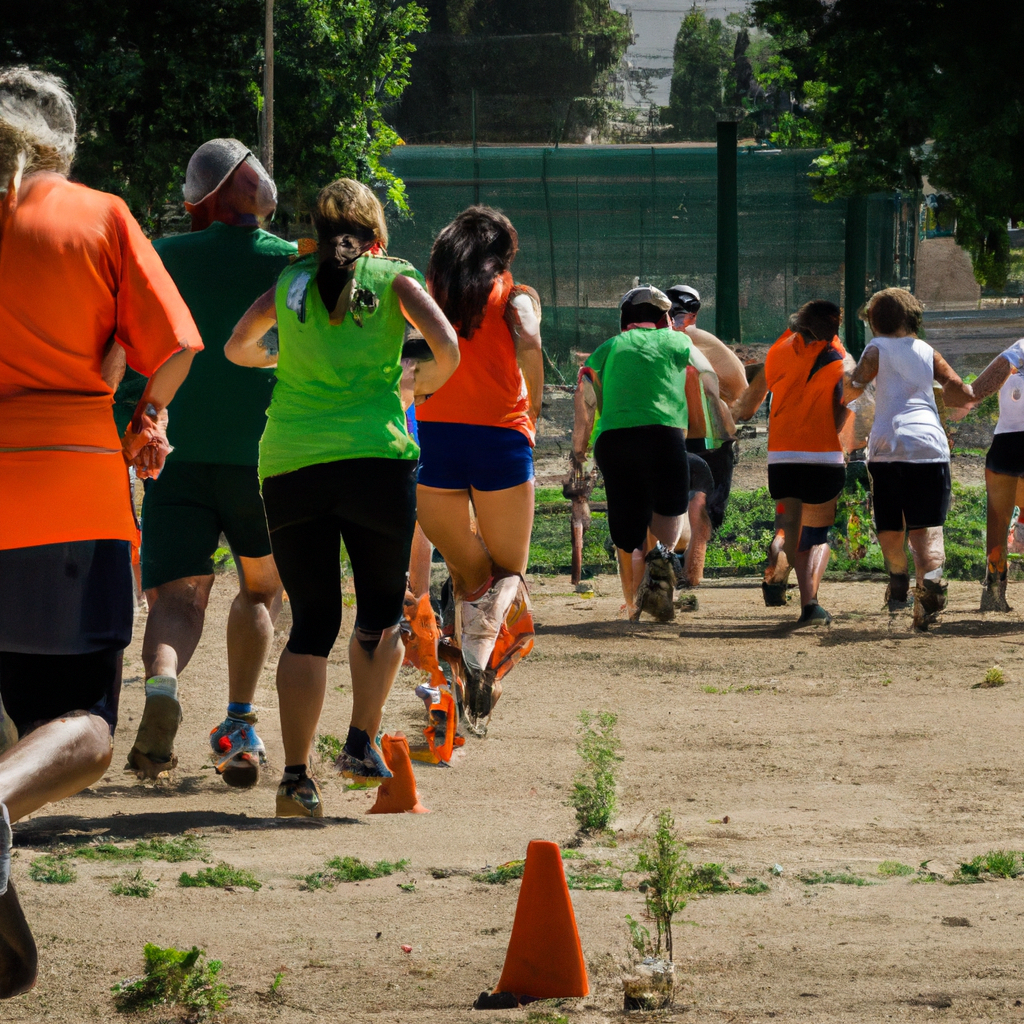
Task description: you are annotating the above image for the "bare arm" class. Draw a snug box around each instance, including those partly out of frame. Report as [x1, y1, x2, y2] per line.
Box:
[225, 286, 278, 367]
[509, 292, 544, 423]
[730, 367, 769, 422]
[968, 354, 1013, 404]
[934, 350, 975, 408]
[572, 376, 598, 463]
[847, 344, 879, 400]
[684, 325, 748, 402]
[394, 274, 460, 388]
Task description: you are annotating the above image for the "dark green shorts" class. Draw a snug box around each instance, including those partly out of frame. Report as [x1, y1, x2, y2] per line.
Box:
[141, 462, 272, 589]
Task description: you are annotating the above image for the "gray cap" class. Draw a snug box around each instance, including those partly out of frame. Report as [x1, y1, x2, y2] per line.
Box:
[183, 138, 277, 214]
[619, 285, 672, 311]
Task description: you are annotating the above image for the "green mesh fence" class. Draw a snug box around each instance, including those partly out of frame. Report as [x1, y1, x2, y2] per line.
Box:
[384, 145, 917, 368]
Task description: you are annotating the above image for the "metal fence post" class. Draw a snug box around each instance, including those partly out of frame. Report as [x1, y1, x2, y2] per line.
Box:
[716, 121, 741, 343]
[844, 195, 868, 355]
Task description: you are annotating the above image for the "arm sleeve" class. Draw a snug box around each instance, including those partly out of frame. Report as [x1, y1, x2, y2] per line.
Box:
[112, 202, 203, 376]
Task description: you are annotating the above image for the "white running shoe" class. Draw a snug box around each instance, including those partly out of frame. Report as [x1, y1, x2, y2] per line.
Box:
[456, 576, 520, 676]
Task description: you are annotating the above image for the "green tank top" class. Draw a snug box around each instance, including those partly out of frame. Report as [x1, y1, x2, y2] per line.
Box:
[259, 253, 423, 482]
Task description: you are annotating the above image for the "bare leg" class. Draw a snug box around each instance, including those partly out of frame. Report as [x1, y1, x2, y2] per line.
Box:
[471, 481, 535, 575]
[650, 512, 685, 551]
[985, 470, 1020, 575]
[877, 529, 909, 576]
[616, 547, 640, 617]
[776, 498, 803, 570]
[348, 625, 403, 747]
[416, 487, 491, 597]
[681, 493, 712, 585]
[227, 555, 283, 705]
[408, 523, 433, 598]
[907, 527, 945, 587]
[276, 650, 326, 768]
[141, 575, 215, 678]
[794, 544, 830, 606]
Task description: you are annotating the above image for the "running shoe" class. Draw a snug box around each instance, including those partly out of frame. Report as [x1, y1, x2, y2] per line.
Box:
[275, 776, 324, 818]
[209, 713, 267, 789]
[126, 693, 181, 778]
[913, 579, 947, 631]
[761, 581, 789, 607]
[335, 740, 393, 787]
[884, 571, 911, 613]
[634, 547, 676, 622]
[669, 550, 687, 590]
[980, 570, 1011, 613]
[794, 602, 832, 627]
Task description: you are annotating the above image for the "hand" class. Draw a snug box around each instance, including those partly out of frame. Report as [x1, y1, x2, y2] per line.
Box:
[122, 404, 172, 479]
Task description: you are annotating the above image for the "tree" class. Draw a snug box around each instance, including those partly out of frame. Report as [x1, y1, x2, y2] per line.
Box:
[750, 0, 1024, 288]
[665, 6, 734, 141]
[1, 0, 427, 233]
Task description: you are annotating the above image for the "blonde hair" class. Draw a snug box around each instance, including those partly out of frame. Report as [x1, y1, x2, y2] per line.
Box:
[312, 178, 388, 248]
[0, 66, 76, 190]
[864, 287, 923, 337]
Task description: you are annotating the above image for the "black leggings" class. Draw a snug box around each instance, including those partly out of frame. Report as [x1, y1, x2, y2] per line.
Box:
[262, 458, 417, 658]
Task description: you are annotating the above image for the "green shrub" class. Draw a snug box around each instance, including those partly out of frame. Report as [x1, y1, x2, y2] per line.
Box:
[473, 860, 525, 885]
[179, 862, 261, 891]
[29, 854, 76, 884]
[112, 943, 228, 1017]
[112, 869, 157, 898]
[570, 710, 622, 833]
[877, 860, 914, 877]
[302, 856, 408, 890]
[635, 810, 690, 960]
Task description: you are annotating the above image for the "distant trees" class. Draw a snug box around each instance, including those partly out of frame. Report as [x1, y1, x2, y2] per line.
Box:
[665, 7, 734, 141]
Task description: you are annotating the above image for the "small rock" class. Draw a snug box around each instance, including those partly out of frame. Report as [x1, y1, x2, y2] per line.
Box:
[401, 944, 413, 953]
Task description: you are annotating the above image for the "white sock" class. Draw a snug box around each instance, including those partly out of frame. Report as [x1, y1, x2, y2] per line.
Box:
[145, 675, 179, 701]
[924, 567, 944, 582]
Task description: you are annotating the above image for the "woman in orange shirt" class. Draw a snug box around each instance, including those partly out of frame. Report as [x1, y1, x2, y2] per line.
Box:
[413, 207, 543, 734]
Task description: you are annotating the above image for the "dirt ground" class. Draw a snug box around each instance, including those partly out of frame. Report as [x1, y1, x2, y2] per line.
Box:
[6, 571, 1024, 1024]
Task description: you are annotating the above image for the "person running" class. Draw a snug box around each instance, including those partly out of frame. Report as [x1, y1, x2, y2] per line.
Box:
[572, 286, 694, 621]
[225, 178, 458, 816]
[954, 337, 1024, 611]
[847, 288, 973, 628]
[125, 139, 294, 788]
[413, 207, 543, 734]
[732, 301, 854, 627]
[0, 67, 201, 996]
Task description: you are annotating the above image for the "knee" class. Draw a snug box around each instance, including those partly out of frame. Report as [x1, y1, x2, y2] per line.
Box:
[158, 579, 212, 620]
[83, 716, 114, 774]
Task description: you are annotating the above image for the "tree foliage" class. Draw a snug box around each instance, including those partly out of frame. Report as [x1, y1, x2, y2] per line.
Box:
[750, 0, 1024, 288]
[666, 7, 735, 141]
[1, 0, 427, 233]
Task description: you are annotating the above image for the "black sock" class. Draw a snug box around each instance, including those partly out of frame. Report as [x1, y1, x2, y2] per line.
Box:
[345, 726, 371, 757]
[283, 764, 307, 781]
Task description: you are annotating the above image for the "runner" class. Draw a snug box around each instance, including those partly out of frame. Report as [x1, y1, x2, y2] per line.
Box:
[732, 301, 854, 627]
[956, 338, 1024, 610]
[125, 139, 294, 788]
[225, 178, 458, 816]
[572, 286, 693, 621]
[0, 66, 200, 995]
[414, 207, 542, 734]
[847, 288, 973, 628]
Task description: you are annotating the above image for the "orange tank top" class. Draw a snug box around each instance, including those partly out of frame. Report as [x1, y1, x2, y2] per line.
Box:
[416, 272, 534, 444]
[764, 330, 846, 455]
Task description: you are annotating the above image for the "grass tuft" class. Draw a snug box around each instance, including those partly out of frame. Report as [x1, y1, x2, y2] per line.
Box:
[473, 860, 525, 885]
[951, 850, 1023, 882]
[29, 854, 76, 884]
[301, 856, 408, 891]
[798, 869, 871, 886]
[111, 868, 157, 898]
[71, 835, 209, 864]
[877, 860, 914, 877]
[112, 943, 228, 1017]
[973, 666, 1006, 688]
[734, 877, 770, 894]
[570, 710, 622, 833]
[314, 733, 343, 762]
[179, 862, 261, 891]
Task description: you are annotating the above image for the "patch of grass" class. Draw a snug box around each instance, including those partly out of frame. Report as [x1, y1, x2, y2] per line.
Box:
[702, 684, 732, 694]
[566, 871, 624, 891]
[112, 943, 228, 1017]
[111, 869, 157, 898]
[179, 862, 261, 891]
[397, 881, 417, 892]
[29, 854, 76, 884]
[684, 862, 732, 894]
[952, 850, 1024, 882]
[301, 856, 409, 890]
[734, 877, 770, 894]
[798, 869, 871, 886]
[973, 666, 1006, 688]
[71, 835, 210, 864]
[473, 860, 525, 885]
[525, 1010, 570, 1024]
[877, 860, 914, 877]
[314, 733, 343, 762]
[570, 709, 622, 833]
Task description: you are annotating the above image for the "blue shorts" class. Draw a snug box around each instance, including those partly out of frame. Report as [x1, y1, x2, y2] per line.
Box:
[417, 422, 535, 492]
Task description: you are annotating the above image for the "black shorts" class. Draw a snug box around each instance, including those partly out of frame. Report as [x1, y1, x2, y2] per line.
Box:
[686, 439, 735, 529]
[767, 463, 846, 505]
[595, 426, 690, 552]
[868, 461, 951, 532]
[687, 453, 714, 498]
[261, 458, 417, 658]
[986, 432, 1024, 478]
[141, 462, 273, 590]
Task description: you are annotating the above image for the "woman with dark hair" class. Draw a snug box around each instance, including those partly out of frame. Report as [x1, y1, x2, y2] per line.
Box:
[847, 288, 973, 629]
[732, 301, 856, 627]
[414, 206, 543, 735]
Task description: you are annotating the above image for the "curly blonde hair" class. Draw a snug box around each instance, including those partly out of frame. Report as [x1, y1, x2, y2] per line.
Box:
[311, 178, 388, 248]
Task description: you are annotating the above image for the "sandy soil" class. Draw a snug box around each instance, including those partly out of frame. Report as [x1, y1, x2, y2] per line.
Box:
[7, 572, 1024, 1023]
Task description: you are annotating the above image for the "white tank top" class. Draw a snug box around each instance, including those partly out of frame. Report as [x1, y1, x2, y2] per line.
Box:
[866, 336, 949, 463]
[995, 339, 1024, 435]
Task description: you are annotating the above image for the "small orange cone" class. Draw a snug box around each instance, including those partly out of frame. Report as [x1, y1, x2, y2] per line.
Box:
[367, 734, 429, 814]
[492, 840, 589, 999]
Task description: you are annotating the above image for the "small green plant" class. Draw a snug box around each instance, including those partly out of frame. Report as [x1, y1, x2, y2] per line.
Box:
[29, 854, 76, 884]
[973, 666, 1006, 688]
[525, 1010, 570, 1024]
[473, 860, 525, 885]
[685, 862, 731, 894]
[269, 970, 286, 996]
[112, 868, 157, 898]
[179, 862, 261, 891]
[566, 871, 624, 891]
[397, 881, 417, 892]
[112, 943, 228, 1017]
[952, 850, 1023, 882]
[734, 877, 770, 894]
[71, 835, 209, 863]
[626, 913, 656, 958]
[570, 710, 622, 833]
[301, 856, 409, 890]
[798, 869, 871, 886]
[877, 860, 914, 877]
[314, 733, 343, 762]
[635, 810, 690, 960]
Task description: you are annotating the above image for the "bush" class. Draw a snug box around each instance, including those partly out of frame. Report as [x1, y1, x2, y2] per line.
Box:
[112, 943, 228, 1017]
[570, 710, 622, 832]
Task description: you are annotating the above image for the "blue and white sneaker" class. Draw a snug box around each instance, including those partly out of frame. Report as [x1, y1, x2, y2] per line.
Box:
[209, 713, 266, 789]
[335, 741, 393, 787]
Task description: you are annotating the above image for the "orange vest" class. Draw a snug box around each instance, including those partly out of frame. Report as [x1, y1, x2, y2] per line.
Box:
[416, 272, 534, 444]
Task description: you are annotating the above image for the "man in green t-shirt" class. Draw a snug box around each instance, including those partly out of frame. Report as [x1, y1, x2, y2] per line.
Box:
[124, 139, 296, 789]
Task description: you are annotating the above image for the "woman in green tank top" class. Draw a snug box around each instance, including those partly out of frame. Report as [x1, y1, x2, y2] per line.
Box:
[226, 179, 459, 817]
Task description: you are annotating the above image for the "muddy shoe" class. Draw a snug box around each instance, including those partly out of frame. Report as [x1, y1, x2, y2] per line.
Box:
[636, 547, 676, 622]
[275, 776, 324, 818]
[980, 570, 1011, 613]
[126, 694, 181, 778]
[209, 713, 266, 789]
[335, 741, 393, 787]
[913, 579, 947, 631]
[794, 602, 832, 628]
[884, 571, 911, 613]
[457, 576, 519, 677]
[762, 581, 789, 607]
[462, 666, 496, 737]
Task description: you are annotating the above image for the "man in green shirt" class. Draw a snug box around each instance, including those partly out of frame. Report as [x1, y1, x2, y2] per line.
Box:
[125, 139, 295, 788]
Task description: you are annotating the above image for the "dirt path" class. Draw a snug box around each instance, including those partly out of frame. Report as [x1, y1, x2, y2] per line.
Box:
[7, 575, 1024, 1022]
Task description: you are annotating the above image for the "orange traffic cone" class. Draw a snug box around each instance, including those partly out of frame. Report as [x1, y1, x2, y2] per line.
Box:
[367, 734, 429, 814]
[490, 840, 589, 1000]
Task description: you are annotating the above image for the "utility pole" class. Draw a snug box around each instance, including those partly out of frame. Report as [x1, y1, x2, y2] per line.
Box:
[261, 0, 274, 176]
